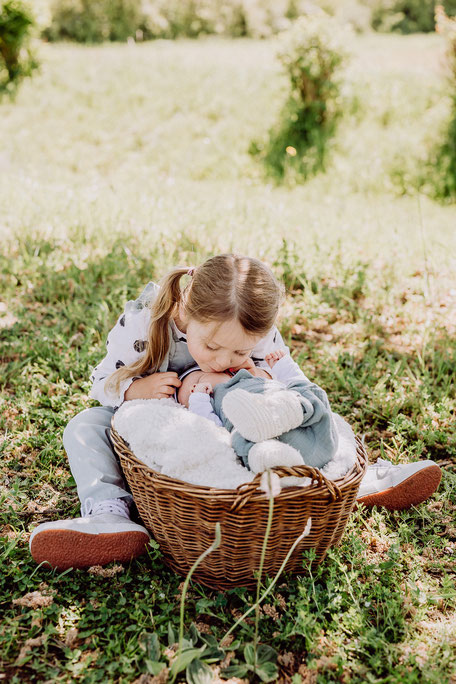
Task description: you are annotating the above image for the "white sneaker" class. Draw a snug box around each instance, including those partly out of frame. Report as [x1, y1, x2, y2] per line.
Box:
[356, 458, 441, 511]
[29, 498, 151, 569]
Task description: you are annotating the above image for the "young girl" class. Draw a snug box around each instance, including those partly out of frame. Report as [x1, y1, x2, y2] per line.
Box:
[29, 254, 442, 570]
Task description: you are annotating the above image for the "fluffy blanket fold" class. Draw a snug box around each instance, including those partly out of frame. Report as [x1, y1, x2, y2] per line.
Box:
[113, 399, 357, 490]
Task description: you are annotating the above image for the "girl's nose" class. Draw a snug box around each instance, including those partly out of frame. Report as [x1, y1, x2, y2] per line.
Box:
[215, 353, 231, 371]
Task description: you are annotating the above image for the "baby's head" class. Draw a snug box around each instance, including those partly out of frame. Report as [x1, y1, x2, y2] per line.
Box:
[178, 369, 231, 408]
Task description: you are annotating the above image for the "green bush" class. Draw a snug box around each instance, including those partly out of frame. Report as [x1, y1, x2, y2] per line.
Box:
[43, 0, 143, 42]
[43, 0, 318, 43]
[251, 12, 350, 181]
[0, 0, 38, 94]
[394, 7, 456, 200]
[430, 7, 456, 199]
[371, 0, 456, 34]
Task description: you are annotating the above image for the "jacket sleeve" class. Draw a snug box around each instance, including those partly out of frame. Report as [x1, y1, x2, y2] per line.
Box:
[89, 283, 158, 408]
[250, 326, 290, 372]
[285, 377, 339, 466]
[188, 392, 223, 427]
[269, 353, 310, 384]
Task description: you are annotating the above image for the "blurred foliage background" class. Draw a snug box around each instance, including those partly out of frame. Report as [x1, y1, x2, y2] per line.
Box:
[3, 0, 456, 46]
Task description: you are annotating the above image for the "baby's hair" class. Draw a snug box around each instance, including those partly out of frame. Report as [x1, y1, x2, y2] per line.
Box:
[105, 254, 284, 395]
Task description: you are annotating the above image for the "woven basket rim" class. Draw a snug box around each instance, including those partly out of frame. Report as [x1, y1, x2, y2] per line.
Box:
[110, 421, 367, 504]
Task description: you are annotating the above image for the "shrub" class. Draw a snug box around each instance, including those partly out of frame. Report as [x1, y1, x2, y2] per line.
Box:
[43, 0, 143, 43]
[43, 0, 317, 43]
[371, 0, 456, 34]
[251, 12, 350, 181]
[429, 6, 456, 199]
[0, 0, 38, 94]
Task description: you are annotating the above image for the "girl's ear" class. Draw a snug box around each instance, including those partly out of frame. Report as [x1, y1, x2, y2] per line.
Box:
[178, 301, 188, 326]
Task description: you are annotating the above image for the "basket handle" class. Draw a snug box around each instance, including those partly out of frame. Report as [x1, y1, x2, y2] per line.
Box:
[230, 464, 342, 512]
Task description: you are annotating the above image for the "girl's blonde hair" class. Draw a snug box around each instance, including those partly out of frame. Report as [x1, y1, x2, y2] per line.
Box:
[105, 254, 284, 395]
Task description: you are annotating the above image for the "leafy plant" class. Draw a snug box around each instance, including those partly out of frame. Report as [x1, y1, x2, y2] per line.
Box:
[222, 642, 278, 682]
[43, 0, 143, 42]
[429, 6, 456, 200]
[43, 0, 314, 43]
[251, 12, 350, 181]
[371, 0, 456, 33]
[0, 0, 38, 94]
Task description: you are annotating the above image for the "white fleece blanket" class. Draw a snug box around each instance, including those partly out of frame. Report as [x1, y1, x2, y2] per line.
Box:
[113, 400, 357, 490]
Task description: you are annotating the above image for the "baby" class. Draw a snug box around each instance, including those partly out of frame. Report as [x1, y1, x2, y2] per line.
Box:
[177, 351, 339, 473]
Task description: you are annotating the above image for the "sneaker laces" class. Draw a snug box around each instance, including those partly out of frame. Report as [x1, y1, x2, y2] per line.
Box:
[369, 458, 399, 478]
[82, 497, 131, 519]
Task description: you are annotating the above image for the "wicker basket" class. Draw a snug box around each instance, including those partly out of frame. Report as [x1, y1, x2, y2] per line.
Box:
[111, 421, 367, 590]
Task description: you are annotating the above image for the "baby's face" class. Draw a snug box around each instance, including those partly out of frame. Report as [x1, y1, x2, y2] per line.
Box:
[178, 370, 231, 408]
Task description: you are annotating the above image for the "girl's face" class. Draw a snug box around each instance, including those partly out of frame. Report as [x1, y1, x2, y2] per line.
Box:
[184, 318, 264, 373]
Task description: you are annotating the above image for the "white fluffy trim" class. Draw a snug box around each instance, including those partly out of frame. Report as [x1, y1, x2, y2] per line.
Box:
[113, 399, 254, 490]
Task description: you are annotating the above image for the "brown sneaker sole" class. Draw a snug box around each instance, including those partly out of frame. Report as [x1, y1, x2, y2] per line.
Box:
[356, 464, 441, 511]
[30, 529, 151, 570]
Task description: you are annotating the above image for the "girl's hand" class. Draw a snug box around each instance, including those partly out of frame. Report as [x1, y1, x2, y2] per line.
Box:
[124, 372, 181, 400]
[229, 358, 256, 374]
[190, 382, 213, 395]
[229, 358, 272, 379]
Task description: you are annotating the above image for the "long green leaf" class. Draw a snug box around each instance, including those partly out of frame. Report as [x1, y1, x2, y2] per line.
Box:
[186, 659, 214, 684]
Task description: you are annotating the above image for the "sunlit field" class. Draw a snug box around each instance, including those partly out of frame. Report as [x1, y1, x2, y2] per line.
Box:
[1, 32, 455, 682]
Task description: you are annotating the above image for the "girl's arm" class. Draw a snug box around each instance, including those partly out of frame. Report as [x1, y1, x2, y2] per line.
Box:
[267, 353, 310, 385]
[89, 285, 157, 408]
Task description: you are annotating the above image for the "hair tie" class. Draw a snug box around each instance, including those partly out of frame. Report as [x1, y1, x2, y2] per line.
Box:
[187, 267, 195, 277]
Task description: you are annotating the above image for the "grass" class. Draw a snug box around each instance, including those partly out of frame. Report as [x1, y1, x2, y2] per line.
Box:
[0, 30, 456, 682]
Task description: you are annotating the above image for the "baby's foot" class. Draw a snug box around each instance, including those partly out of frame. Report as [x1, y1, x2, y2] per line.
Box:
[222, 387, 303, 442]
[248, 439, 303, 473]
[265, 350, 286, 368]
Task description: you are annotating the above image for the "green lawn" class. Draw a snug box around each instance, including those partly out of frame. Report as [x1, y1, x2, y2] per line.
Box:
[1, 32, 455, 682]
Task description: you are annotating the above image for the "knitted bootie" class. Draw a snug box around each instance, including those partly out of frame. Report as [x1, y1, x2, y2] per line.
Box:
[222, 388, 303, 442]
[248, 439, 303, 473]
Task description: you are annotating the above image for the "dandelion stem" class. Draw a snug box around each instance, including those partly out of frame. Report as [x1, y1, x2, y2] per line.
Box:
[171, 523, 221, 684]
[220, 517, 312, 645]
[254, 476, 275, 671]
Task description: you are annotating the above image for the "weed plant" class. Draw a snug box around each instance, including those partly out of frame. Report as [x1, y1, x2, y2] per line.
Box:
[371, 0, 456, 33]
[250, 14, 350, 182]
[0, 0, 38, 95]
[1, 33, 456, 682]
[43, 0, 310, 43]
[429, 7, 456, 201]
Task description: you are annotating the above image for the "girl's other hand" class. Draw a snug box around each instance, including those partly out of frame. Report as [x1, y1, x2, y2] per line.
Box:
[229, 358, 271, 379]
[124, 372, 181, 400]
[229, 358, 256, 374]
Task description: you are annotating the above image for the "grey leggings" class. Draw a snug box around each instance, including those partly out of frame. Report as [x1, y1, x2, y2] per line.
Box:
[63, 406, 132, 514]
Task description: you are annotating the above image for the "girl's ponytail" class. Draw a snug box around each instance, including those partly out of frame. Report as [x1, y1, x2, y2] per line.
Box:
[105, 267, 189, 396]
[147, 266, 189, 371]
